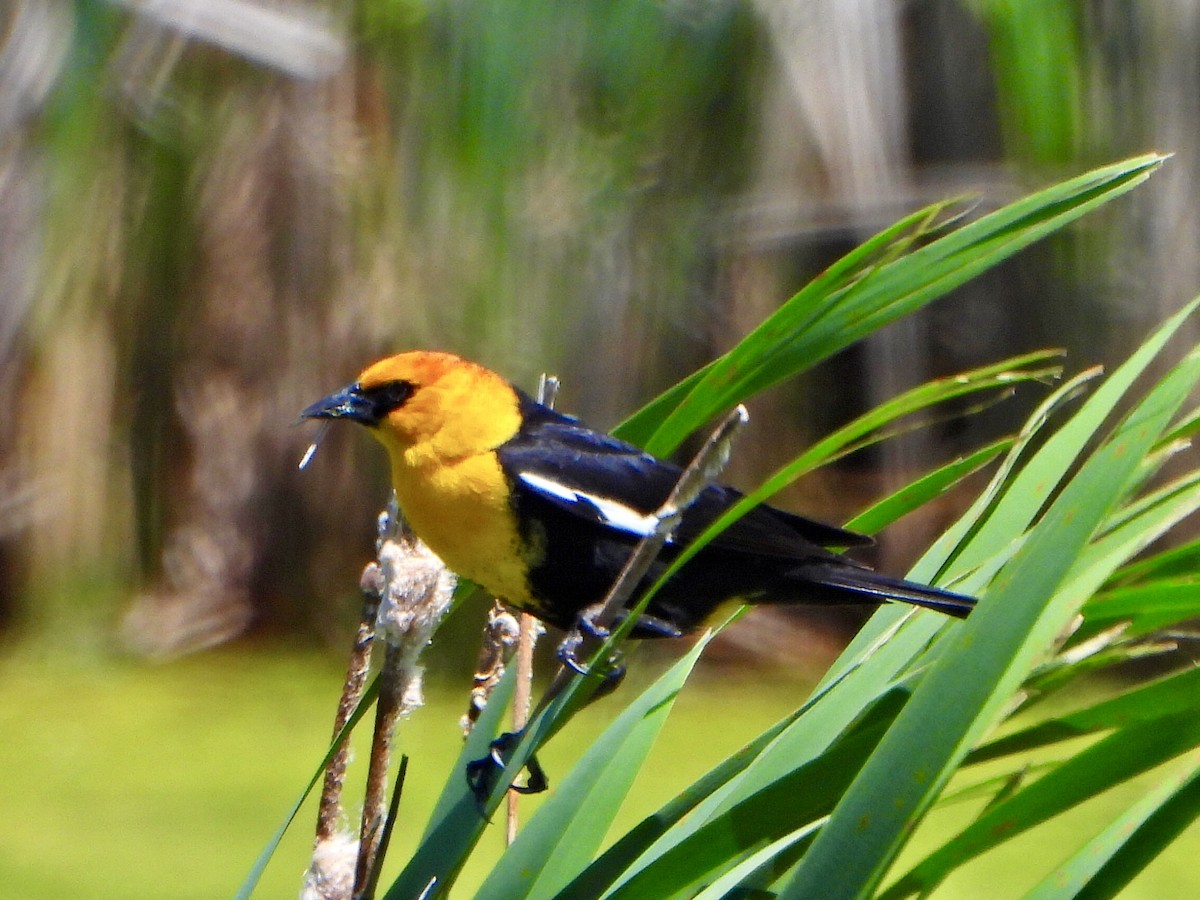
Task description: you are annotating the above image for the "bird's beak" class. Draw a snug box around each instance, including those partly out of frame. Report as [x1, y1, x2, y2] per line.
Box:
[300, 383, 379, 425]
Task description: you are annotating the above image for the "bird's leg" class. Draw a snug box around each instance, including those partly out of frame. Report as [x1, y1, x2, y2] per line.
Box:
[466, 731, 548, 806]
[557, 602, 626, 693]
[467, 608, 634, 807]
[465, 608, 616, 808]
[556, 602, 605, 670]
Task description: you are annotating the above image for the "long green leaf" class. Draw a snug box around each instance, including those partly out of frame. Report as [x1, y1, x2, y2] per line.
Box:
[970, 663, 1200, 763]
[887, 713, 1200, 898]
[605, 714, 897, 900]
[777, 304, 1200, 900]
[624, 155, 1163, 457]
[235, 677, 380, 900]
[552, 700, 811, 900]
[819, 364, 1100, 694]
[616, 202, 957, 449]
[476, 633, 713, 900]
[1024, 753, 1200, 900]
[556, 435, 1003, 899]
[937, 306, 1193, 580]
[691, 824, 821, 900]
[602, 667, 924, 893]
[1084, 578, 1200, 638]
[384, 666, 516, 899]
[623, 352, 1060, 659]
[782, 364, 1092, 766]
[1044, 470, 1200, 626]
[1106, 533, 1200, 587]
[914, 365, 1099, 584]
[845, 438, 1012, 535]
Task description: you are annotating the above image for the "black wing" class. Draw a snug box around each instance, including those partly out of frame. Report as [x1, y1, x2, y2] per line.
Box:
[496, 391, 873, 560]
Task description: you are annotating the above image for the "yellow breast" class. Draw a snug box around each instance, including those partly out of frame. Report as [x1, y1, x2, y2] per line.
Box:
[390, 450, 533, 606]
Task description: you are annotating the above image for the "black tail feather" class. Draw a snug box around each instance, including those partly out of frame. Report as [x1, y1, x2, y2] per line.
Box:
[796, 564, 976, 618]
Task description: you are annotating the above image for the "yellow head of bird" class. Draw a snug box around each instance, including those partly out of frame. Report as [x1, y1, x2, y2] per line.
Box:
[301, 351, 523, 465]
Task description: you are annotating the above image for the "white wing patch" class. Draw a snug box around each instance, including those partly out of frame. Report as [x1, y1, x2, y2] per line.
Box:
[518, 471, 665, 539]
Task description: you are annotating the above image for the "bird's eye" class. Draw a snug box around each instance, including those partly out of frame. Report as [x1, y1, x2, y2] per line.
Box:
[368, 379, 416, 414]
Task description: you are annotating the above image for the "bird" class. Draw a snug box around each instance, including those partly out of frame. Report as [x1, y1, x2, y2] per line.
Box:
[300, 350, 976, 642]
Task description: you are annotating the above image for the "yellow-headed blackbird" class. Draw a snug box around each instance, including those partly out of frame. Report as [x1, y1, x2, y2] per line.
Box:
[302, 351, 974, 638]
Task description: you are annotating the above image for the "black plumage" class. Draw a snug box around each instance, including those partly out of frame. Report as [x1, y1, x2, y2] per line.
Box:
[495, 391, 975, 635]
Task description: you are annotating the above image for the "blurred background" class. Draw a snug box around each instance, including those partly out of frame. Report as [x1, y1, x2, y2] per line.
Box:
[4, 1, 1200, 897]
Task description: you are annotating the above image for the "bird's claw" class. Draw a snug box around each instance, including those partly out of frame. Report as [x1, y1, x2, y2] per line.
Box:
[554, 619, 624, 696]
[558, 647, 627, 705]
[556, 606, 607, 662]
[465, 731, 548, 808]
[577, 608, 610, 640]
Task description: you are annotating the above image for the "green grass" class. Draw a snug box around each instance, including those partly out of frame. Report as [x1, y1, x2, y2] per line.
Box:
[0, 647, 349, 900]
[0, 643, 804, 899]
[2, 644, 1198, 898]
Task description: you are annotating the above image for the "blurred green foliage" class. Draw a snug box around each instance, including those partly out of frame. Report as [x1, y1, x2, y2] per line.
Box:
[3, 0, 1193, 653]
[2, 2, 1200, 896]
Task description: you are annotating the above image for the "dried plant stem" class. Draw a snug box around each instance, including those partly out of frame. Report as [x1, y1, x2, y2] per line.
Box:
[544, 404, 749, 705]
[506, 611, 540, 844]
[316, 565, 383, 842]
[462, 602, 520, 734]
[353, 643, 405, 900]
[306, 496, 454, 900]
[503, 374, 558, 841]
[600, 405, 747, 630]
[359, 755, 408, 900]
[348, 506, 455, 897]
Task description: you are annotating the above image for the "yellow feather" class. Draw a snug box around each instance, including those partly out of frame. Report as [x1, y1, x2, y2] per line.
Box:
[360, 352, 534, 605]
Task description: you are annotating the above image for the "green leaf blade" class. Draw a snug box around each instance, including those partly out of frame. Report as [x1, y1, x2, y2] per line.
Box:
[477, 635, 712, 900]
[777, 308, 1200, 900]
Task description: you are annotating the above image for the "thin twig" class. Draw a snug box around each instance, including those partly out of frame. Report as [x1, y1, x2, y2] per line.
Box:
[315, 564, 383, 842]
[536, 373, 560, 410]
[347, 500, 455, 900]
[353, 643, 405, 900]
[504, 374, 559, 841]
[506, 611, 540, 844]
[359, 756, 408, 900]
[541, 405, 750, 721]
[592, 404, 748, 632]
